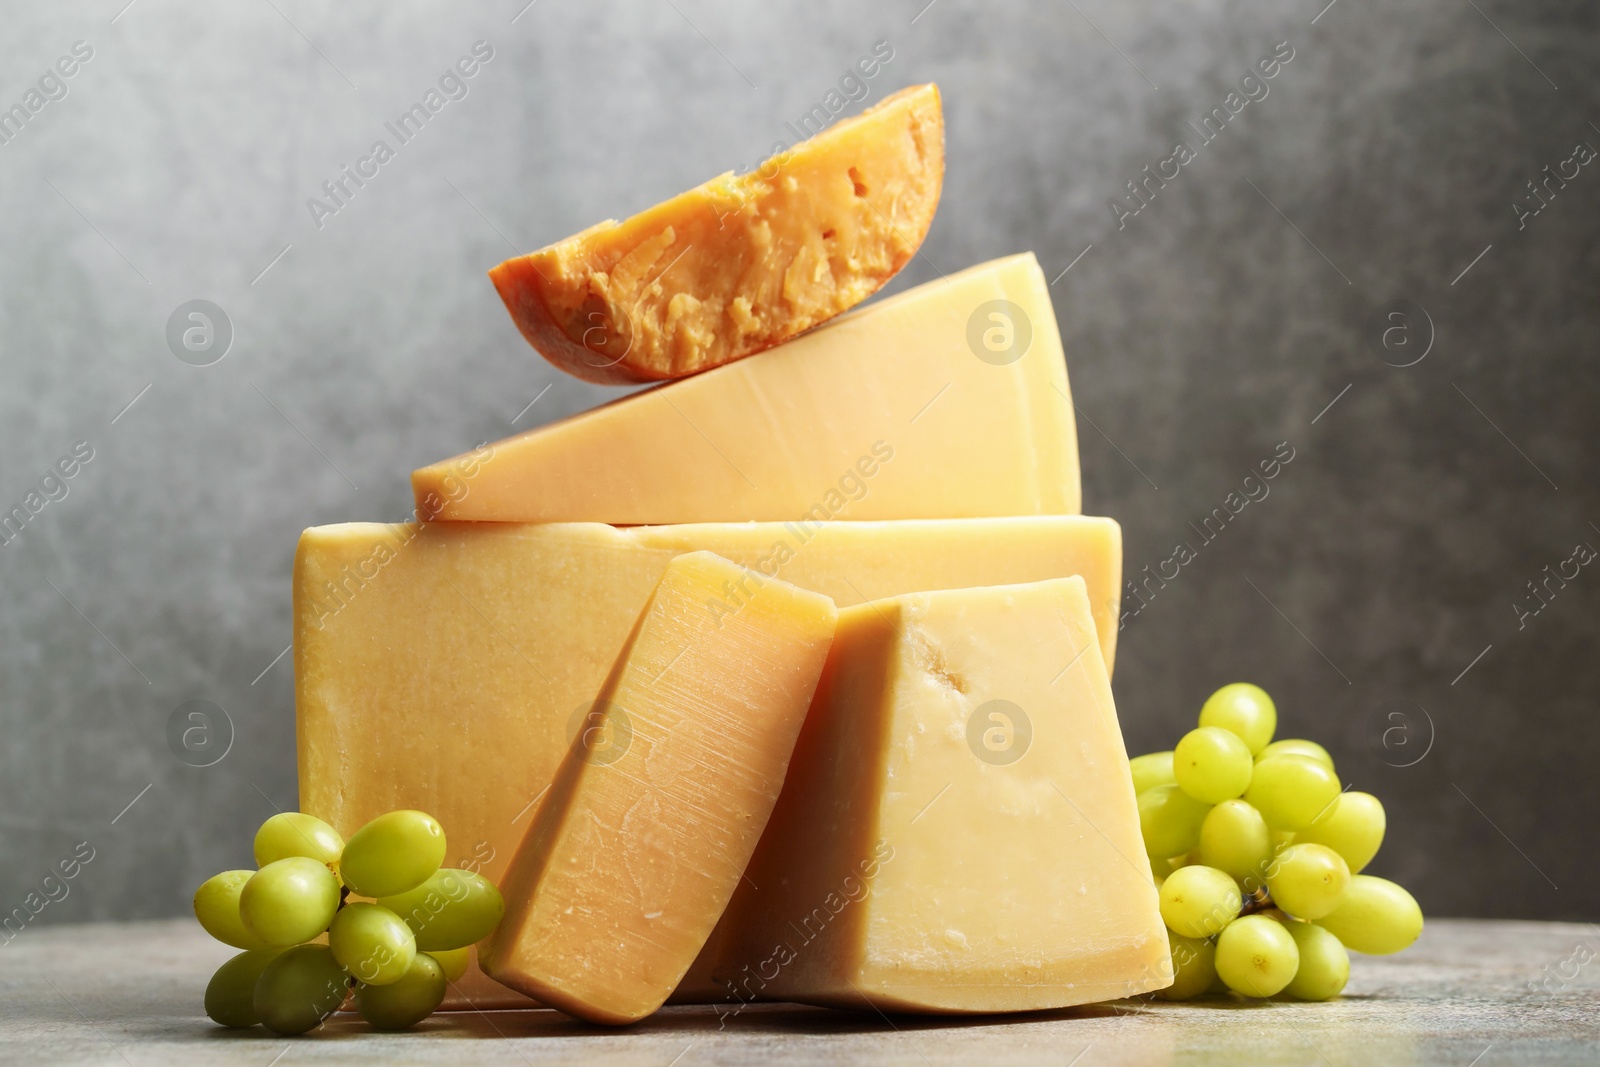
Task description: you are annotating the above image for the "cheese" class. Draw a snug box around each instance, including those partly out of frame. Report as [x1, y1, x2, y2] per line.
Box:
[414, 253, 1081, 523]
[707, 577, 1170, 1013]
[480, 552, 836, 1023]
[489, 84, 943, 384]
[294, 515, 1120, 1006]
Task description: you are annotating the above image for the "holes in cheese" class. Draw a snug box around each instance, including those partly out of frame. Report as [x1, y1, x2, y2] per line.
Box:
[704, 577, 1170, 1013]
[490, 83, 943, 384]
[478, 551, 838, 1024]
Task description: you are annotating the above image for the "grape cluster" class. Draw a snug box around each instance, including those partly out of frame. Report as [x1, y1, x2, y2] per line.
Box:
[194, 809, 505, 1034]
[1134, 683, 1423, 1001]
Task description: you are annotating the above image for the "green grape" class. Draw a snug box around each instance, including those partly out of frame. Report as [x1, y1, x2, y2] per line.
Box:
[1157, 933, 1217, 1000]
[1283, 920, 1349, 1000]
[1214, 914, 1299, 997]
[253, 944, 349, 1035]
[1199, 799, 1273, 888]
[427, 947, 470, 983]
[1173, 726, 1254, 804]
[1265, 843, 1350, 920]
[1138, 785, 1212, 866]
[340, 810, 447, 898]
[254, 812, 344, 868]
[1244, 755, 1341, 831]
[239, 857, 342, 947]
[1315, 875, 1422, 955]
[1198, 683, 1276, 754]
[329, 903, 416, 986]
[204, 950, 281, 1028]
[1295, 791, 1385, 873]
[377, 868, 505, 951]
[194, 870, 273, 951]
[1129, 751, 1175, 795]
[355, 952, 447, 1030]
[1257, 738, 1334, 770]
[1160, 865, 1242, 938]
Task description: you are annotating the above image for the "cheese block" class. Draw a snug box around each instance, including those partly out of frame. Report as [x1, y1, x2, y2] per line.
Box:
[294, 515, 1120, 1007]
[489, 84, 943, 384]
[707, 577, 1170, 1013]
[481, 552, 837, 1023]
[414, 253, 1080, 523]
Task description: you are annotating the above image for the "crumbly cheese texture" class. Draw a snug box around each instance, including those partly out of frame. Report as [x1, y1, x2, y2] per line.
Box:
[416, 253, 1081, 524]
[293, 516, 1121, 1008]
[480, 552, 836, 1024]
[490, 84, 944, 384]
[709, 578, 1170, 1013]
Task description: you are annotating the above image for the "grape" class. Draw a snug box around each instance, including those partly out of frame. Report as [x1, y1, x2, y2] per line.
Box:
[1315, 875, 1423, 955]
[1265, 843, 1350, 920]
[239, 857, 342, 947]
[1244, 755, 1341, 831]
[1157, 934, 1217, 1000]
[1258, 738, 1334, 770]
[1282, 920, 1350, 1001]
[1199, 799, 1273, 889]
[253, 944, 350, 1035]
[1295, 791, 1385, 873]
[427, 947, 470, 983]
[1214, 914, 1299, 997]
[204, 950, 281, 1028]
[1129, 751, 1175, 795]
[1198, 683, 1276, 755]
[377, 869, 505, 951]
[1138, 785, 1212, 866]
[1160, 865, 1242, 938]
[355, 952, 447, 1030]
[340, 810, 447, 898]
[254, 812, 344, 868]
[1173, 726, 1253, 804]
[329, 903, 416, 986]
[194, 870, 272, 951]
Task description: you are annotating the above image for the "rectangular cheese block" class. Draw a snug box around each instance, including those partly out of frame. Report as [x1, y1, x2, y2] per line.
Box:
[707, 577, 1170, 1013]
[412, 253, 1081, 523]
[294, 516, 1120, 1007]
[481, 552, 837, 1023]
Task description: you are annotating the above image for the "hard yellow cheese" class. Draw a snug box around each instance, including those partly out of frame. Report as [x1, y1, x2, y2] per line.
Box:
[481, 552, 837, 1023]
[709, 577, 1169, 1013]
[414, 253, 1080, 523]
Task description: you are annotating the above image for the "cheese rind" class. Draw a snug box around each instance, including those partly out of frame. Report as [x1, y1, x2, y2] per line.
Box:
[415, 253, 1081, 523]
[489, 84, 944, 384]
[294, 516, 1120, 1007]
[481, 552, 836, 1023]
[709, 578, 1170, 1012]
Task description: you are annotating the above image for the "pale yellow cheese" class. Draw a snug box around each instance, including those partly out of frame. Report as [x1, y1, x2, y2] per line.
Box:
[481, 552, 836, 1023]
[413, 253, 1081, 523]
[294, 516, 1120, 1007]
[708, 577, 1169, 1013]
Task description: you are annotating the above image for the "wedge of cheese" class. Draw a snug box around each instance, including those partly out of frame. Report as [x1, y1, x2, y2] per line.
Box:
[294, 516, 1120, 1007]
[490, 84, 944, 384]
[481, 552, 836, 1023]
[414, 253, 1080, 523]
[707, 577, 1169, 1013]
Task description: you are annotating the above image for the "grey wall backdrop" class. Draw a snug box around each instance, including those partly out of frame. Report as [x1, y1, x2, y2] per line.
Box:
[1, 0, 1595, 931]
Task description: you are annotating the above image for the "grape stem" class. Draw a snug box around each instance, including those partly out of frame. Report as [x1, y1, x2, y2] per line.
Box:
[1238, 887, 1276, 917]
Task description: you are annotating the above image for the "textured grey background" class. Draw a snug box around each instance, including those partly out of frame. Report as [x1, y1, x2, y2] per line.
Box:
[0, 0, 1594, 933]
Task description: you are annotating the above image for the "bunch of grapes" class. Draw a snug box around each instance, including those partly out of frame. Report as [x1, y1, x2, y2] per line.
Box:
[193, 809, 505, 1034]
[1134, 683, 1423, 1001]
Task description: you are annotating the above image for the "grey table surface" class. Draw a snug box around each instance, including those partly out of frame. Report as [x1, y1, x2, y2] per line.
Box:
[1, 918, 1595, 1066]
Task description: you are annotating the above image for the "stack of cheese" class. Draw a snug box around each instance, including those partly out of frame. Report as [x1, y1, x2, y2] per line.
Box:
[292, 84, 1170, 1024]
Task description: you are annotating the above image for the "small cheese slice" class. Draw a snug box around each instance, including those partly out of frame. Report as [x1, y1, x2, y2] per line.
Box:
[480, 552, 837, 1023]
[414, 253, 1080, 523]
[707, 577, 1170, 1013]
[294, 515, 1120, 1007]
[489, 84, 943, 384]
